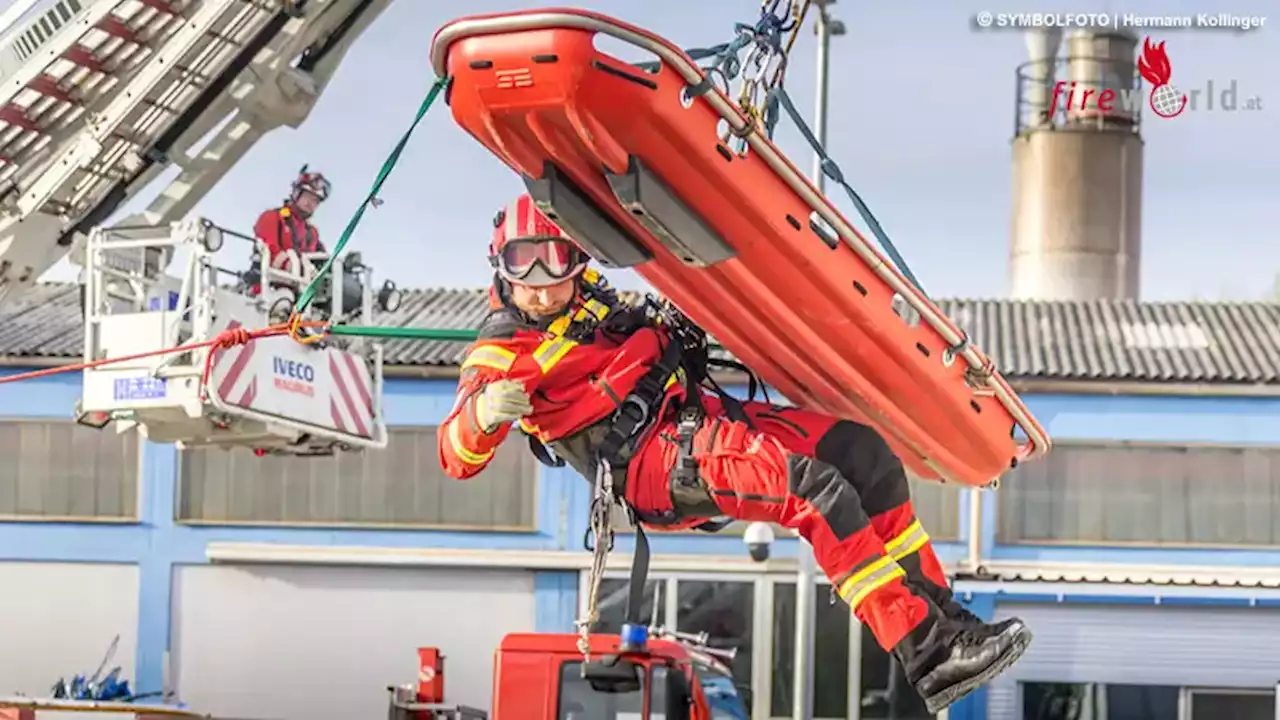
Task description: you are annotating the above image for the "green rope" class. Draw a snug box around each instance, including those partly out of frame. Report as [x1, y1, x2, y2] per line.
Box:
[293, 76, 453, 315]
[328, 325, 478, 341]
[328, 323, 729, 357]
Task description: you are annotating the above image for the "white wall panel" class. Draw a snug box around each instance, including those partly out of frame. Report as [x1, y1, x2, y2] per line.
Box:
[172, 564, 536, 719]
[0, 562, 138, 696]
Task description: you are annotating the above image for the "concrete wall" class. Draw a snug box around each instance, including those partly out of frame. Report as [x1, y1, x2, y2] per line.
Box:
[4, 368, 1280, 719]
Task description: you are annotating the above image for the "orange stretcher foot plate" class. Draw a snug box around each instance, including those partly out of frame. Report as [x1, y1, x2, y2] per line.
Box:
[430, 8, 1051, 487]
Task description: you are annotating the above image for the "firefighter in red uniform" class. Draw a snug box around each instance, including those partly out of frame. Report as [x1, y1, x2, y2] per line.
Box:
[438, 195, 1033, 714]
[252, 167, 331, 289]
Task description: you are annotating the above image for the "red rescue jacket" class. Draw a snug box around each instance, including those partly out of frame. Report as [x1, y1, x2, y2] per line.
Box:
[254, 205, 324, 257]
[251, 205, 324, 294]
[438, 271, 679, 480]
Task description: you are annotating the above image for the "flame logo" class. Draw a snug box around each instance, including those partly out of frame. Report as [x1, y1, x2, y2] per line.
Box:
[1137, 37, 1188, 119]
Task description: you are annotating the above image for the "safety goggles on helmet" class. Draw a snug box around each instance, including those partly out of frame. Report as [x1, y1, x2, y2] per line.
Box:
[293, 170, 331, 202]
[491, 237, 586, 287]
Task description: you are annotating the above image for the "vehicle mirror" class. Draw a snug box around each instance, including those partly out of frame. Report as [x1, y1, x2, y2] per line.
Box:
[664, 666, 693, 720]
[582, 657, 642, 694]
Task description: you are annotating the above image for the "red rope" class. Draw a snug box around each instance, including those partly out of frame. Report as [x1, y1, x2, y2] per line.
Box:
[0, 319, 330, 404]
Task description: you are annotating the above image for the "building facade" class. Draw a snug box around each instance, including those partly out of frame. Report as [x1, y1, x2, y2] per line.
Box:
[2, 286, 1280, 720]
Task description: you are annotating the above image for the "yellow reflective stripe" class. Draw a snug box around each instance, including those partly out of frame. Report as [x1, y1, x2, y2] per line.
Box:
[447, 418, 493, 466]
[533, 337, 578, 373]
[837, 555, 907, 610]
[518, 417, 540, 435]
[581, 299, 610, 321]
[583, 268, 601, 284]
[461, 345, 517, 372]
[884, 520, 930, 560]
[546, 314, 573, 337]
[663, 367, 685, 391]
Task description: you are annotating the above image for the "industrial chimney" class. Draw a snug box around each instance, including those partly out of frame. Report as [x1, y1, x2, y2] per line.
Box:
[1008, 28, 1144, 301]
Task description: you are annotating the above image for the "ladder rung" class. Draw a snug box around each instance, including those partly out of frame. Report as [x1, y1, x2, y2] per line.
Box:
[203, 30, 241, 47]
[171, 65, 209, 86]
[140, 97, 183, 114]
[137, 0, 178, 14]
[97, 17, 143, 46]
[27, 75, 74, 105]
[63, 45, 106, 74]
[111, 129, 152, 145]
[0, 106, 37, 133]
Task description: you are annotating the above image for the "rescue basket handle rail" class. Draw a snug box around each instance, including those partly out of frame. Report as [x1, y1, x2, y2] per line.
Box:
[429, 11, 1051, 463]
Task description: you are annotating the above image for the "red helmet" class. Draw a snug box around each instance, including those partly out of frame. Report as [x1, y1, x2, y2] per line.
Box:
[292, 166, 331, 203]
[489, 194, 587, 287]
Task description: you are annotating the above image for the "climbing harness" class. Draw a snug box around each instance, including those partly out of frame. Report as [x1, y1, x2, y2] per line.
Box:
[565, 295, 754, 663]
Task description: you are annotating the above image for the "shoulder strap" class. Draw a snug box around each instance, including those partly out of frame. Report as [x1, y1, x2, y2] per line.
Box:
[476, 306, 524, 340]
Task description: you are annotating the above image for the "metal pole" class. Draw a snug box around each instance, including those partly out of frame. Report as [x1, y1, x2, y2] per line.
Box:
[792, 6, 839, 719]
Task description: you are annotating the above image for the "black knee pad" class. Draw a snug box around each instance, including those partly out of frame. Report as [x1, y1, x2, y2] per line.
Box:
[814, 420, 910, 515]
[786, 454, 871, 541]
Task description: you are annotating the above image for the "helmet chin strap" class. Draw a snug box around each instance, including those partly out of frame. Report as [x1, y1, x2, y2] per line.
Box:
[288, 195, 315, 219]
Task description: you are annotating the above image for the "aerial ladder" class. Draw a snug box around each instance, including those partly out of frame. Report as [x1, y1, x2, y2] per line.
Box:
[0, 0, 401, 455]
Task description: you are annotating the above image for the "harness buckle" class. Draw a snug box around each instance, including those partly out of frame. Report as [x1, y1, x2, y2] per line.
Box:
[613, 395, 652, 437]
[671, 404, 704, 490]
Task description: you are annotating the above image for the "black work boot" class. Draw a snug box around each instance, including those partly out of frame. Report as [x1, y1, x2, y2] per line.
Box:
[898, 552, 1026, 639]
[894, 613, 1034, 714]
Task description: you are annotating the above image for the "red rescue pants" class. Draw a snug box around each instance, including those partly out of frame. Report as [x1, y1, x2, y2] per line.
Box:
[627, 397, 954, 653]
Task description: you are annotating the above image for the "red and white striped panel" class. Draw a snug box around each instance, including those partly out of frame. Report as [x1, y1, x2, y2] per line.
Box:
[328, 352, 375, 438]
[211, 320, 258, 406]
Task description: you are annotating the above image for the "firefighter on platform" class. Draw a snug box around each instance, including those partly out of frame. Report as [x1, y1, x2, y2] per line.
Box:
[252, 167, 331, 287]
[437, 194, 1033, 714]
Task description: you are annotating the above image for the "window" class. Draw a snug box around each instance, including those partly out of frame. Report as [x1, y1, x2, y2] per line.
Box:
[694, 659, 749, 720]
[1189, 688, 1275, 720]
[907, 475, 961, 541]
[676, 581, 753, 692]
[0, 421, 138, 519]
[1021, 682, 1180, 720]
[177, 426, 538, 528]
[999, 443, 1280, 546]
[593, 578, 666, 632]
[558, 660, 648, 719]
[770, 583, 850, 718]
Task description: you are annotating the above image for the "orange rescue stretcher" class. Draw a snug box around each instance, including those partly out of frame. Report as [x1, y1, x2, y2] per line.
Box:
[429, 8, 1051, 487]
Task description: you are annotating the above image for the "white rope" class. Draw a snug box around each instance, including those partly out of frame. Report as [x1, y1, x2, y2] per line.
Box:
[575, 461, 617, 659]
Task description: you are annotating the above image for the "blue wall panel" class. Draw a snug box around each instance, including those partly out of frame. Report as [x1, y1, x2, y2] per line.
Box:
[6, 366, 1280, 702]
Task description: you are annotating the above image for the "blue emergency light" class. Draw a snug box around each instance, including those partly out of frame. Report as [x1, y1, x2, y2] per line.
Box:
[620, 623, 648, 652]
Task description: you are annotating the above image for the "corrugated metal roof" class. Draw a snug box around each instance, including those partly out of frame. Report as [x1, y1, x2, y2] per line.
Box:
[0, 283, 83, 359]
[5, 284, 1280, 384]
[965, 561, 1280, 589]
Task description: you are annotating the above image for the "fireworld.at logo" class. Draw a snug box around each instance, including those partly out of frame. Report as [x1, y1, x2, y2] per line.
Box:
[1047, 37, 1263, 120]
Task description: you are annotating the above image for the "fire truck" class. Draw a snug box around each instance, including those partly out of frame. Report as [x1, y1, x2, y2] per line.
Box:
[388, 630, 750, 720]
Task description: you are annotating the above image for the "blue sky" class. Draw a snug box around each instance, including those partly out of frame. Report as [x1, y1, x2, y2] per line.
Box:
[37, 0, 1279, 300]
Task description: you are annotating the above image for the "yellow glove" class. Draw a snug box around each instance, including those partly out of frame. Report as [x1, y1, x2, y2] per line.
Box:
[474, 379, 533, 433]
